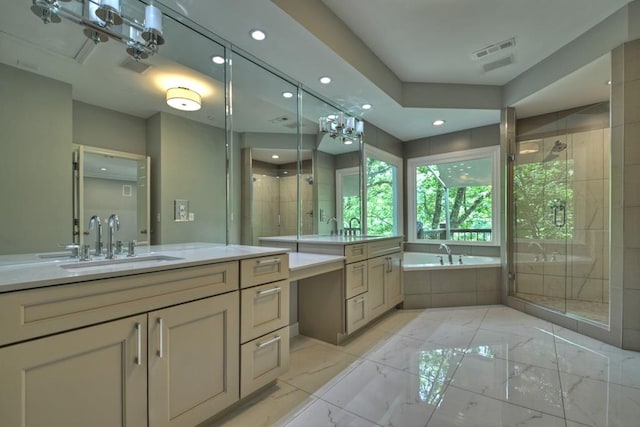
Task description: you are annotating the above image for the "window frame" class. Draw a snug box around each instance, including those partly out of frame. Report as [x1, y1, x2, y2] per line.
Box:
[407, 145, 500, 246]
[363, 145, 403, 236]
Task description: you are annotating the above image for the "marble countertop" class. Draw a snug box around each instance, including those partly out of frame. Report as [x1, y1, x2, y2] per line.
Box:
[0, 243, 288, 293]
[288, 252, 345, 271]
[260, 234, 402, 245]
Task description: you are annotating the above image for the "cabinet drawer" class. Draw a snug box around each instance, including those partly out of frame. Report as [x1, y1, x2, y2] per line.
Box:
[0, 261, 238, 347]
[240, 280, 289, 343]
[367, 238, 402, 259]
[344, 243, 367, 264]
[346, 293, 368, 335]
[240, 326, 290, 398]
[345, 261, 367, 299]
[240, 254, 289, 288]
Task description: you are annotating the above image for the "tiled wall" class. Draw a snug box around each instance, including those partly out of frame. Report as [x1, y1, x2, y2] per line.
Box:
[403, 267, 501, 309]
[612, 40, 640, 350]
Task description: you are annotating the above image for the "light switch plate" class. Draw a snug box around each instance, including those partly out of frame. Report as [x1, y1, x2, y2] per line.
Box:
[174, 199, 189, 222]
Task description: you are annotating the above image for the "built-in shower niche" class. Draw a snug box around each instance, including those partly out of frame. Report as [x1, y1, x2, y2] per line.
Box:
[512, 102, 610, 325]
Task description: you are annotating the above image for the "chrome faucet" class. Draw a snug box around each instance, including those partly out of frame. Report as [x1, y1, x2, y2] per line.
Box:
[439, 243, 453, 265]
[348, 217, 361, 235]
[327, 217, 338, 235]
[88, 215, 103, 256]
[106, 214, 120, 259]
[528, 241, 546, 261]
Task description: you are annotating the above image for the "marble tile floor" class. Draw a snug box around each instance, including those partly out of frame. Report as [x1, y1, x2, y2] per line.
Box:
[514, 293, 609, 325]
[207, 306, 640, 427]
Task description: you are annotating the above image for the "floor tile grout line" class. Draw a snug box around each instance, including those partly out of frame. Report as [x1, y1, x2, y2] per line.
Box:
[424, 308, 489, 427]
[551, 324, 569, 426]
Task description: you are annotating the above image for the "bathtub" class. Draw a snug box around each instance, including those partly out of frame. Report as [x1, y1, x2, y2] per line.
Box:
[403, 252, 501, 271]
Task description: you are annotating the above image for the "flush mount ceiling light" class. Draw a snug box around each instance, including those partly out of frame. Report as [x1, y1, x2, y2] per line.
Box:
[166, 87, 201, 112]
[433, 119, 446, 126]
[211, 55, 225, 64]
[250, 29, 267, 41]
[282, 91, 294, 99]
[31, 0, 165, 60]
[361, 104, 372, 110]
[319, 76, 332, 84]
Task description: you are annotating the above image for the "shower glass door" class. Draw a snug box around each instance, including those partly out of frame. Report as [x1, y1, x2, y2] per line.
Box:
[511, 103, 610, 325]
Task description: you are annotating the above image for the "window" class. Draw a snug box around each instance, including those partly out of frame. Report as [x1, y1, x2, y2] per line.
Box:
[365, 145, 403, 236]
[407, 146, 500, 244]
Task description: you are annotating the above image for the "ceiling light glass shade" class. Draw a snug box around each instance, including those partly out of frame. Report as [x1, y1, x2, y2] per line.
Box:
[142, 4, 165, 47]
[166, 87, 201, 111]
[97, 0, 122, 26]
[319, 114, 364, 140]
[83, 1, 109, 43]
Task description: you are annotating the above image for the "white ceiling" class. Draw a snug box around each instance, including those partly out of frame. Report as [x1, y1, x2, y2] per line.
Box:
[2, 0, 629, 143]
[159, 0, 627, 140]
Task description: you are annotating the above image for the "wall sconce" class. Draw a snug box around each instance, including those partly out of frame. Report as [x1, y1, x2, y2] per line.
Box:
[318, 112, 364, 141]
[31, 0, 165, 60]
[166, 87, 202, 111]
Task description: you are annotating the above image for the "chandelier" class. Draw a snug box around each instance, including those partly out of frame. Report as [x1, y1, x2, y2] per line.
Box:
[30, 0, 165, 60]
[318, 113, 364, 143]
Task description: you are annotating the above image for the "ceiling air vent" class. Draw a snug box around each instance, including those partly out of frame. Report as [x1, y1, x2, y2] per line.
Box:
[482, 55, 514, 73]
[472, 37, 516, 60]
[120, 57, 152, 74]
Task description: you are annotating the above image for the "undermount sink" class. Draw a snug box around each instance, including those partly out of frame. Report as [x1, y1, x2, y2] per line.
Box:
[60, 255, 184, 269]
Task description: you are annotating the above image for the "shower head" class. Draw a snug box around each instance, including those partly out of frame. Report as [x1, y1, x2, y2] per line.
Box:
[551, 140, 567, 153]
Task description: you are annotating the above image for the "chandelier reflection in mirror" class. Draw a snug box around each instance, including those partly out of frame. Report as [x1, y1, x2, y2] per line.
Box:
[319, 113, 364, 144]
[30, 0, 165, 60]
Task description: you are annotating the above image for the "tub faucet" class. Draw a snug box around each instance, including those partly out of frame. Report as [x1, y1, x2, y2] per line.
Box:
[106, 214, 120, 259]
[439, 243, 453, 265]
[88, 215, 103, 256]
[528, 241, 546, 261]
[348, 217, 361, 235]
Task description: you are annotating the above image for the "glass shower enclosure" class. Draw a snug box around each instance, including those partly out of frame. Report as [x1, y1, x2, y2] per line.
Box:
[510, 102, 611, 325]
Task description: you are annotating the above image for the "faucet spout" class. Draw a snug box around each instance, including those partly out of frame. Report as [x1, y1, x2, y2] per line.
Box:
[327, 217, 338, 235]
[348, 217, 361, 235]
[89, 215, 102, 256]
[439, 243, 453, 265]
[106, 214, 120, 259]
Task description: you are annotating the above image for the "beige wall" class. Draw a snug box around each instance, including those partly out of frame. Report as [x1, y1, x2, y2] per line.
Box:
[0, 64, 72, 254]
[147, 112, 227, 245]
[84, 177, 138, 243]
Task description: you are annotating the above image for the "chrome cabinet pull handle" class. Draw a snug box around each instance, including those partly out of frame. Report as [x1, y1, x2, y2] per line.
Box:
[256, 258, 280, 266]
[353, 297, 365, 304]
[256, 286, 282, 297]
[256, 335, 281, 348]
[135, 322, 142, 366]
[157, 318, 164, 358]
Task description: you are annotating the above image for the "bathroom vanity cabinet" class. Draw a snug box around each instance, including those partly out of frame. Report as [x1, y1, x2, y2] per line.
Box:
[0, 246, 289, 427]
[297, 236, 403, 343]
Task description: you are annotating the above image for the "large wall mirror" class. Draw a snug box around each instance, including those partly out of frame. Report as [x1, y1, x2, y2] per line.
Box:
[0, 0, 228, 257]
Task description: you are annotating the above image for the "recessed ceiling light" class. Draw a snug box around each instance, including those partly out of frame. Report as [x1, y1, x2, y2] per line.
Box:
[282, 91, 294, 98]
[250, 29, 266, 41]
[283, 171, 288, 174]
[606, 80, 612, 85]
[271, 154, 279, 159]
[433, 119, 445, 126]
[100, 167, 107, 171]
[362, 104, 372, 110]
[211, 55, 225, 64]
[319, 76, 331, 84]
[343, 139, 353, 145]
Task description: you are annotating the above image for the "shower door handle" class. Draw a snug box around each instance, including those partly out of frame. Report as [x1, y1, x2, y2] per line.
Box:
[552, 204, 566, 227]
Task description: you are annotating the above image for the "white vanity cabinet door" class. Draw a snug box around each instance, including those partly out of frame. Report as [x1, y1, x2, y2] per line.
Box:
[148, 293, 239, 427]
[386, 252, 404, 308]
[240, 326, 290, 398]
[345, 293, 369, 335]
[241, 280, 289, 343]
[367, 256, 388, 320]
[345, 260, 368, 299]
[344, 243, 368, 263]
[0, 314, 147, 427]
